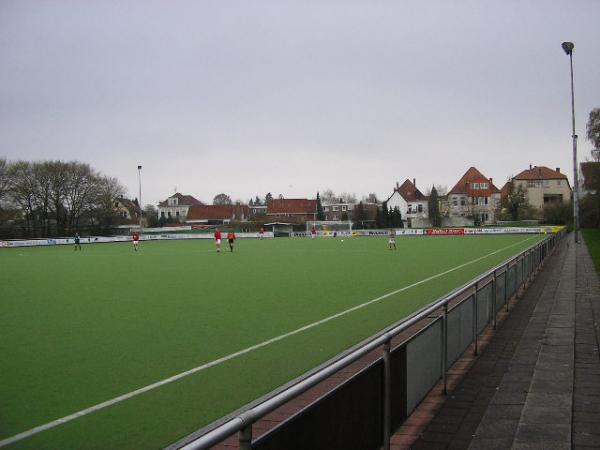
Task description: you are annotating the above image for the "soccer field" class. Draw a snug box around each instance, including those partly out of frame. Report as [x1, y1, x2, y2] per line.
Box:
[0, 234, 543, 449]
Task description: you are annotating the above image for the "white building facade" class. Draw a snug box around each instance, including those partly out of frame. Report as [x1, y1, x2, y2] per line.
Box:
[385, 179, 429, 227]
[157, 193, 203, 221]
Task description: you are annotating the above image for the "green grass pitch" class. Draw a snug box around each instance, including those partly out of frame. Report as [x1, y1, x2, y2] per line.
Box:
[0, 234, 543, 449]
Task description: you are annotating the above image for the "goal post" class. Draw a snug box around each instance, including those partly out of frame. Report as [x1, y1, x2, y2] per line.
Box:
[306, 220, 353, 237]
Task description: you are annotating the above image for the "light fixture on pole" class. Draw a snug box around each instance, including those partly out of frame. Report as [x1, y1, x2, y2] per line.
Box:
[561, 41, 579, 244]
[137, 165, 143, 232]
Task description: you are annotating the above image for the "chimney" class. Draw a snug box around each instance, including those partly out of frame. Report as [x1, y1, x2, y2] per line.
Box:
[529, 164, 532, 170]
[396, 181, 399, 190]
[556, 167, 560, 173]
[489, 178, 493, 185]
[413, 178, 416, 187]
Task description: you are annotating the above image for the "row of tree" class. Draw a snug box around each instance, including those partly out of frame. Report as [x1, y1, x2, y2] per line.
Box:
[243, 191, 378, 207]
[0, 159, 126, 238]
[581, 107, 600, 227]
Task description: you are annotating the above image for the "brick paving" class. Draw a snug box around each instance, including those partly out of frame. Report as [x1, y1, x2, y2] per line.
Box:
[401, 235, 600, 450]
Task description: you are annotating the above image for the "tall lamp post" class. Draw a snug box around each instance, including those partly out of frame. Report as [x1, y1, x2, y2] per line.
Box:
[137, 165, 143, 233]
[561, 41, 580, 243]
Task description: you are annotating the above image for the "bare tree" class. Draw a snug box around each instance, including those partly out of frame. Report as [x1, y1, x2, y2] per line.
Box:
[213, 193, 232, 205]
[321, 189, 336, 203]
[47, 160, 70, 235]
[362, 193, 378, 204]
[31, 162, 54, 236]
[0, 158, 9, 202]
[88, 176, 126, 231]
[339, 192, 357, 203]
[434, 185, 448, 196]
[63, 162, 97, 232]
[425, 185, 448, 198]
[7, 161, 38, 235]
[4, 159, 131, 237]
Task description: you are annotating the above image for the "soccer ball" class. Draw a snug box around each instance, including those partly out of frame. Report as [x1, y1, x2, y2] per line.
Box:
[341, 240, 344, 242]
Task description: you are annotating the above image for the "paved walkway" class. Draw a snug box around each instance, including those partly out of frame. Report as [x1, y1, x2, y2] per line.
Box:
[396, 234, 600, 450]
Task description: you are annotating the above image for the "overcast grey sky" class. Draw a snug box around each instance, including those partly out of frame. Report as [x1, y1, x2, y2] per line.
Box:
[1, 0, 599, 206]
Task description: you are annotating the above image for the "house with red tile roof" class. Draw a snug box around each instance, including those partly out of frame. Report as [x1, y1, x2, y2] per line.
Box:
[157, 193, 204, 222]
[266, 199, 317, 223]
[114, 196, 140, 225]
[512, 165, 571, 209]
[386, 179, 429, 227]
[448, 167, 501, 224]
[186, 204, 249, 224]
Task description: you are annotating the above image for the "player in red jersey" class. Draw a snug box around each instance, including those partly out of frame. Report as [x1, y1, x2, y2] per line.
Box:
[259, 227, 264, 240]
[214, 228, 222, 252]
[227, 230, 236, 252]
[310, 226, 316, 239]
[132, 231, 140, 251]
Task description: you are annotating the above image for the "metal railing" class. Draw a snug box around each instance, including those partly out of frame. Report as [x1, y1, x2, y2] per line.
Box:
[173, 231, 563, 450]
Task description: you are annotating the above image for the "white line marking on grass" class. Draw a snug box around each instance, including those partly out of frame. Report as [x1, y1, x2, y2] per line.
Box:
[0, 236, 534, 447]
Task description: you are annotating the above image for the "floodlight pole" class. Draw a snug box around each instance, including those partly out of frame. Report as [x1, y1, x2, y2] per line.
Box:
[137, 165, 143, 233]
[562, 41, 579, 243]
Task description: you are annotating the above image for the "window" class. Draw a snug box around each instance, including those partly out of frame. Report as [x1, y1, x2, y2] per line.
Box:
[332, 206, 338, 211]
[324, 207, 329, 212]
[176, 211, 180, 217]
[161, 211, 165, 218]
[168, 211, 172, 218]
[418, 204, 423, 212]
[460, 199, 465, 206]
[342, 206, 346, 211]
[453, 200, 458, 206]
[484, 197, 488, 205]
[556, 180, 562, 186]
